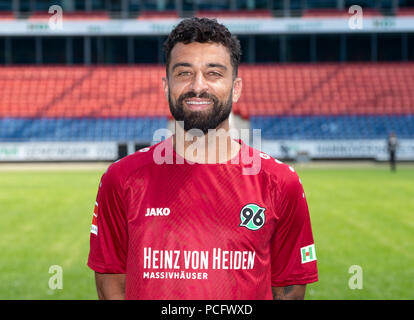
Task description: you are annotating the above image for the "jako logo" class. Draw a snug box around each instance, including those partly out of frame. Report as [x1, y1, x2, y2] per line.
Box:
[146, 208, 171, 216]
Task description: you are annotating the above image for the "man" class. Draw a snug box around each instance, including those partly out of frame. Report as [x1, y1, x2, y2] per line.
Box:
[387, 132, 398, 172]
[87, 17, 318, 300]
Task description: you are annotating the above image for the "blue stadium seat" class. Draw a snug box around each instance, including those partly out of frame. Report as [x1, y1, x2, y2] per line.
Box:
[251, 115, 414, 140]
[0, 117, 168, 142]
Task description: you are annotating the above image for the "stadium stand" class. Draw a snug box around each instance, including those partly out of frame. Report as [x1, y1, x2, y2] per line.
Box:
[251, 115, 414, 140]
[236, 63, 414, 117]
[137, 10, 179, 19]
[302, 8, 383, 17]
[29, 11, 110, 20]
[0, 63, 413, 141]
[0, 12, 15, 20]
[395, 7, 414, 16]
[195, 9, 273, 19]
[0, 117, 167, 142]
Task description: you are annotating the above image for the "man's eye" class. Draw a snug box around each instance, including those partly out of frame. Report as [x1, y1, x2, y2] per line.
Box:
[178, 72, 191, 76]
[209, 72, 221, 76]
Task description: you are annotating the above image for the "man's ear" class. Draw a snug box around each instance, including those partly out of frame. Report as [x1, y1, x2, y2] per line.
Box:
[232, 77, 242, 103]
[162, 76, 169, 101]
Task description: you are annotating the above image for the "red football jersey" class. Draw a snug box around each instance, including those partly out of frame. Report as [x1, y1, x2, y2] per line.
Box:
[87, 136, 318, 299]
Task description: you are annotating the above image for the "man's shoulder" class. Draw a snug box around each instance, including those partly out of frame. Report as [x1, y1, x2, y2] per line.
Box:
[248, 147, 304, 201]
[245, 143, 300, 184]
[102, 140, 164, 182]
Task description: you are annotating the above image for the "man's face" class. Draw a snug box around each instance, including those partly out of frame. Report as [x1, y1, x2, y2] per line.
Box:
[163, 42, 242, 134]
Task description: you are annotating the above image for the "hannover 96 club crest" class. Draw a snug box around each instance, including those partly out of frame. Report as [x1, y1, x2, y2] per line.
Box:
[239, 203, 266, 231]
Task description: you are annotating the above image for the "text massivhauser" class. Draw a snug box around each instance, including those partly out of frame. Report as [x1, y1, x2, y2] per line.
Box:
[142, 203, 266, 281]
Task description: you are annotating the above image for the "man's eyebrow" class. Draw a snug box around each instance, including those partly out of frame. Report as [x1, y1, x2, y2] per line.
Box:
[207, 63, 227, 70]
[171, 62, 192, 72]
[171, 62, 228, 72]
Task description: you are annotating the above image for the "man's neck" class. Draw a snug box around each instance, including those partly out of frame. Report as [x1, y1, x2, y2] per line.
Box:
[173, 121, 241, 164]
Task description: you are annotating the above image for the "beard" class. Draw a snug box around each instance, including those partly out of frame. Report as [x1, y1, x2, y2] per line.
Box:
[168, 88, 233, 134]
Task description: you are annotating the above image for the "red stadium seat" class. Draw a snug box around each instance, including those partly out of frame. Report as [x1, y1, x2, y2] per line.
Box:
[0, 11, 15, 20]
[196, 9, 272, 19]
[29, 11, 109, 20]
[0, 63, 414, 118]
[302, 8, 382, 17]
[395, 8, 414, 16]
[137, 11, 179, 19]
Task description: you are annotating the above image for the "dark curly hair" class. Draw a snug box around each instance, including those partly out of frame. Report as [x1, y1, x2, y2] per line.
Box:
[163, 17, 241, 79]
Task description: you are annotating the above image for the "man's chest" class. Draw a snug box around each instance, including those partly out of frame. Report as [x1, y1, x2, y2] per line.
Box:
[125, 171, 278, 254]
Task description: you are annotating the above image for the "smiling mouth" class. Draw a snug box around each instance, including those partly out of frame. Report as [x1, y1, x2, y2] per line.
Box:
[185, 99, 213, 110]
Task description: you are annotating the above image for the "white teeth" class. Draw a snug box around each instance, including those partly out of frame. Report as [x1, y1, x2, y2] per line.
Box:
[186, 101, 210, 105]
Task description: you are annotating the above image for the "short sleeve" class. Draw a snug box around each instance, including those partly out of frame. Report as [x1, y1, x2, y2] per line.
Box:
[271, 170, 318, 287]
[87, 165, 128, 274]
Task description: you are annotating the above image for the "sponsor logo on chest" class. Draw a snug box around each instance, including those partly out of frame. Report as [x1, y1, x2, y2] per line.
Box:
[145, 207, 171, 216]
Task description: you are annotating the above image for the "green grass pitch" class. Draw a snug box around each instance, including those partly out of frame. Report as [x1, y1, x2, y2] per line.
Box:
[0, 164, 413, 299]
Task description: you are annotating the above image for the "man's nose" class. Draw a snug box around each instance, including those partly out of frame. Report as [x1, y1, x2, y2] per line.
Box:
[189, 71, 209, 95]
